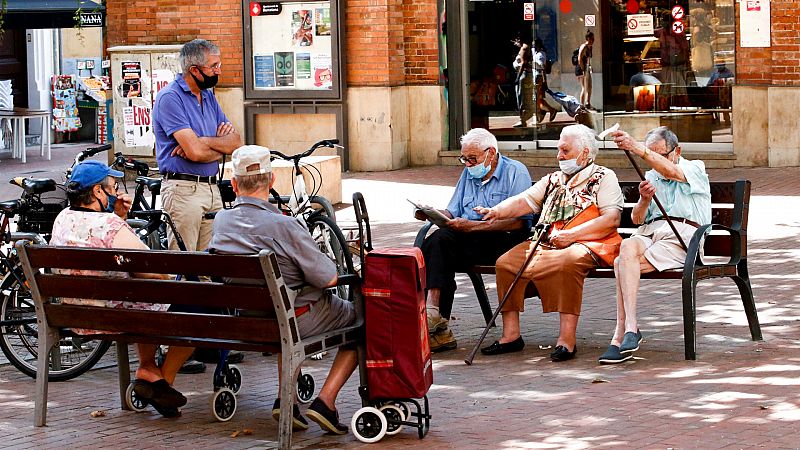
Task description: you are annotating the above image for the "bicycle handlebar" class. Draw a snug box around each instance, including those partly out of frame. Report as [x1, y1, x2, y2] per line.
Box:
[113, 152, 150, 176]
[75, 144, 112, 166]
[269, 139, 340, 164]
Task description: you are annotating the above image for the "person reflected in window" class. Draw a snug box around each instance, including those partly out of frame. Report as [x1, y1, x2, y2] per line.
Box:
[533, 38, 558, 124]
[576, 31, 594, 110]
[512, 38, 534, 127]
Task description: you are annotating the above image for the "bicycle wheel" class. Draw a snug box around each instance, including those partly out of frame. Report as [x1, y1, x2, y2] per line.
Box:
[0, 267, 111, 381]
[306, 215, 354, 300]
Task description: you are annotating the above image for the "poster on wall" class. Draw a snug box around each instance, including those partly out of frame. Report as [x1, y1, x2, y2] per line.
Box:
[740, 0, 770, 47]
[51, 75, 82, 132]
[249, 0, 334, 91]
[122, 105, 155, 148]
[254, 54, 276, 88]
[151, 69, 174, 101]
[315, 8, 330, 36]
[121, 61, 143, 98]
[292, 10, 314, 47]
[296, 53, 312, 79]
[312, 54, 332, 88]
[275, 52, 295, 86]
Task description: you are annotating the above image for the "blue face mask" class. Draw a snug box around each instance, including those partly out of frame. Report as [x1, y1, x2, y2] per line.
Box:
[100, 188, 117, 213]
[467, 152, 494, 179]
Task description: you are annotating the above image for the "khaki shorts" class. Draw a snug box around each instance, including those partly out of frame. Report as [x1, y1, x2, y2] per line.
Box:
[632, 221, 700, 272]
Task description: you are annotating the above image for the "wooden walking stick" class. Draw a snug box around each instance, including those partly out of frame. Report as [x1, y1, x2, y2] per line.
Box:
[620, 149, 688, 252]
[465, 223, 551, 366]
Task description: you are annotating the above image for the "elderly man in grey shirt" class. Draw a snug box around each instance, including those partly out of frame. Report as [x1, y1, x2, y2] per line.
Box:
[209, 145, 356, 435]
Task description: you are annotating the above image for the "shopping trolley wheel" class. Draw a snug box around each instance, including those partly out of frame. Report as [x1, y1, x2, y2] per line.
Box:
[211, 388, 237, 422]
[386, 401, 410, 421]
[226, 364, 242, 394]
[125, 383, 149, 412]
[296, 373, 315, 404]
[351, 406, 388, 443]
[379, 404, 404, 435]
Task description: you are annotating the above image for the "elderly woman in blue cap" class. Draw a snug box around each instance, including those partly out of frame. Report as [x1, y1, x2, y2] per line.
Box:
[50, 160, 193, 418]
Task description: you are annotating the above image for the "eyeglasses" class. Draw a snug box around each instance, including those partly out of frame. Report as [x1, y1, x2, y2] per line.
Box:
[459, 147, 491, 165]
[657, 147, 677, 158]
[195, 63, 222, 73]
[103, 182, 119, 193]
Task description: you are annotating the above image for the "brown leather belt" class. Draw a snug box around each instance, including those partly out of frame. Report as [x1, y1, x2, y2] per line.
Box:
[644, 216, 700, 228]
[294, 304, 310, 318]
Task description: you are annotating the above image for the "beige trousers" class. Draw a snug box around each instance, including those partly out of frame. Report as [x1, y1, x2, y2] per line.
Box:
[496, 241, 597, 315]
[161, 179, 223, 252]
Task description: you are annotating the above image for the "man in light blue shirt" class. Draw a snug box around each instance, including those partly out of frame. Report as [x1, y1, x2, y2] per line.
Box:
[600, 126, 711, 364]
[416, 128, 532, 352]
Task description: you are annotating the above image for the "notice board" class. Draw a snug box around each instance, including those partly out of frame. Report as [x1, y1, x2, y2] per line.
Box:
[244, 0, 343, 100]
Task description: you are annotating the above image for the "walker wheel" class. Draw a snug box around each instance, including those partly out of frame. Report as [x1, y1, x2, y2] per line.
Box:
[351, 406, 388, 443]
[387, 401, 410, 421]
[125, 383, 149, 412]
[226, 364, 242, 394]
[211, 388, 237, 422]
[296, 373, 315, 404]
[379, 404, 404, 435]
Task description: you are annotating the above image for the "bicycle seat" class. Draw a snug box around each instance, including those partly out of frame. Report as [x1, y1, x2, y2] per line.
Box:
[0, 199, 22, 214]
[135, 176, 161, 195]
[20, 178, 57, 195]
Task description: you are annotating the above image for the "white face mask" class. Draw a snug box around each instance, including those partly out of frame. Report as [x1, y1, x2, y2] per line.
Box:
[559, 158, 583, 175]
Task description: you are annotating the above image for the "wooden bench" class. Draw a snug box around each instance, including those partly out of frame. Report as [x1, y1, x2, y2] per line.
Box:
[414, 179, 761, 360]
[17, 243, 363, 450]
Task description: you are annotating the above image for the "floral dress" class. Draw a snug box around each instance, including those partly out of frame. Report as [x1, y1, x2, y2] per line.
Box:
[49, 208, 169, 334]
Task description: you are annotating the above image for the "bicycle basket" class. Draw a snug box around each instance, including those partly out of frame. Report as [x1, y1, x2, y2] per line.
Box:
[16, 185, 69, 235]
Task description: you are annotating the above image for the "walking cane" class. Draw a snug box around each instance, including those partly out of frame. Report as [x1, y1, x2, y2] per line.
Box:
[620, 149, 688, 252]
[465, 223, 552, 366]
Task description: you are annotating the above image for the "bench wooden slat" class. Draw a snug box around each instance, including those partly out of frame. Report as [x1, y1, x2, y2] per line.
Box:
[44, 304, 282, 343]
[36, 274, 277, 313]
[93, 334, 284, 353]
[24, 246, 270, 279]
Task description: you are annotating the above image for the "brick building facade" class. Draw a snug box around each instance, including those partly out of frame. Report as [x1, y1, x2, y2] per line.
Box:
[103, 0, 798, 169]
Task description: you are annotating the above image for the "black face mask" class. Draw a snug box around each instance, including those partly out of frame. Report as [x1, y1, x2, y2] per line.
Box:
[190, 68, 218, 90]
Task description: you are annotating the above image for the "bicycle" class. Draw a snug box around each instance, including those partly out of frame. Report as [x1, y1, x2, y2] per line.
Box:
[0, 144, 114, 381]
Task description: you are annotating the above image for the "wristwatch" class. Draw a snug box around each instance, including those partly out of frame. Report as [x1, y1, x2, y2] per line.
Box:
[642, 147, 650, 160]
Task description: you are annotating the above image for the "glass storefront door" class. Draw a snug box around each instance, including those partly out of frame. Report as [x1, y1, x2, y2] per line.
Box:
[602, 0, 735, 147]
[462, 0, 601, 149]
[446, 0, 734, 150]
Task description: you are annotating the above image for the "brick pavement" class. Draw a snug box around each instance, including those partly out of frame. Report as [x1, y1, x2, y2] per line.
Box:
[1, 150, 800, 448]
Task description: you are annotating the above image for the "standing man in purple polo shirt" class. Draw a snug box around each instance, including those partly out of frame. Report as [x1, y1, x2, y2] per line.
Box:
[153, 38, 242, 253]
[153, 39, 243, 372]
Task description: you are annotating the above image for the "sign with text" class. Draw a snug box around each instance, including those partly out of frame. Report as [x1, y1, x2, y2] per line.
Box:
[523, 3, 534, 21]
[741, 0, 771, 47]
[79, 12, 104, 27]
[626, 13, 653, 36]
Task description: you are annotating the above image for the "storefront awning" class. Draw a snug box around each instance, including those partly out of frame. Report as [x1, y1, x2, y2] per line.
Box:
[4, 0, 105, 29]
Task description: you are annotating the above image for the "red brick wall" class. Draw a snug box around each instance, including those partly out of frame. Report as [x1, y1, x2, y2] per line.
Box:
[107, 0, 440, 88]
[736, 1, 800, 86]
[106, 0, 243, 87]
[401, 0, 439, 84]
[342, 0, 440, 86]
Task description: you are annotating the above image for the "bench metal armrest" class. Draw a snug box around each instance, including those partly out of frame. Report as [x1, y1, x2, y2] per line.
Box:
[686, 223, 743, 269]
[413, 221, 434, 248]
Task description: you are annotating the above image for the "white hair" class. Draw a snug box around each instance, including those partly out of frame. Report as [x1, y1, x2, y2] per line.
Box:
[460, 128, 500, 154]
[561, 124, 599, 159]
[179, 39, 220, 73]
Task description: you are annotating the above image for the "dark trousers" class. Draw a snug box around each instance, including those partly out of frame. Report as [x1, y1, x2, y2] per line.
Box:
[421, 228, 529, 319]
